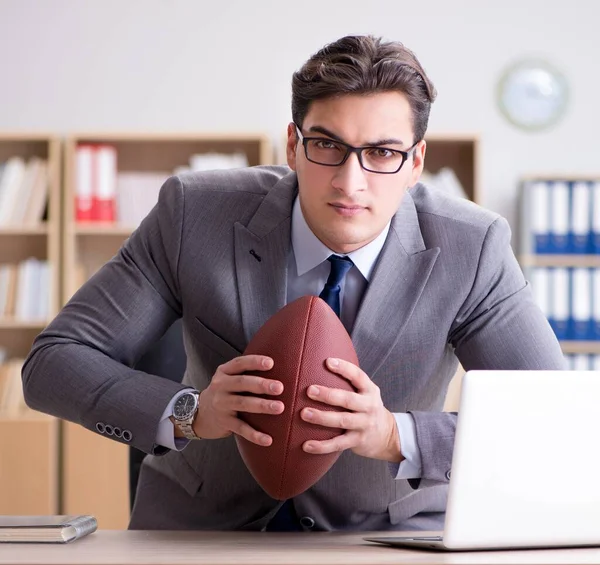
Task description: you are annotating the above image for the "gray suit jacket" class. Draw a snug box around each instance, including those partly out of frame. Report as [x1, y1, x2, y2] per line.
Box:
[22, 166, 565, 531]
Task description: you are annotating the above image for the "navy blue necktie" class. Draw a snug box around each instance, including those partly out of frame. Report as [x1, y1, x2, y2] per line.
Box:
[265, 255, 353, 532]
[318, 255, 354, 317]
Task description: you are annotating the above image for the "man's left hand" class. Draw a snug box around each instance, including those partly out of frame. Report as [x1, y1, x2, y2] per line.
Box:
[300, 357, 403, 463]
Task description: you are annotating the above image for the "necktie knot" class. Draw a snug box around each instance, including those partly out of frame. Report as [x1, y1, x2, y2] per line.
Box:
[318, 255, 353, 317]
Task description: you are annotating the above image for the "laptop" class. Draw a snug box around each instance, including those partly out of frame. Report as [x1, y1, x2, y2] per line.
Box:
[365, 370, 600, 551]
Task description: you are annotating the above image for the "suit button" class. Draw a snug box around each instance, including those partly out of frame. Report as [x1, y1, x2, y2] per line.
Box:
[445, 470, 451, 480]
[96, 422, 105, 434]
[122, 430, 133, 442]
[105, 425, 114, 436]
[113, 427, 122, 438]
[299, 516, 315, 529]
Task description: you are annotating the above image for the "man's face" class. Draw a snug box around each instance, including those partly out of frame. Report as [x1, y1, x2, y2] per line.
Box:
[286, 92, 426, 254]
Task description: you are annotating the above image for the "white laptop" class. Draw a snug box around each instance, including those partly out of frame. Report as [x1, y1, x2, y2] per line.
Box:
[365, 370, 600, 551]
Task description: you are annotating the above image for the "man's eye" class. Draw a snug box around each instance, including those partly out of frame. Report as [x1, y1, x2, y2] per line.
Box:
[314, 140, 338, 150]
[369, 148, 394, 158]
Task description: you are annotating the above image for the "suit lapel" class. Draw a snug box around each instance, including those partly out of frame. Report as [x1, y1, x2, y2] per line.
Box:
[234, 172, 298, 343]
[351, 191, 440, 380]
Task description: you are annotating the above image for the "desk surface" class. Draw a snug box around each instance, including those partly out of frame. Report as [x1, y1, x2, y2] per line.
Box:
[2, 530, 600, 565]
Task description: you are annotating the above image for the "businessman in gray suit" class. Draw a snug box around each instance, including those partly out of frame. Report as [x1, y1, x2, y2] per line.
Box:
[22, 35, 565, 532]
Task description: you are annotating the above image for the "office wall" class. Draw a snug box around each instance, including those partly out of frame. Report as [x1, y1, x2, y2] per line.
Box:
[0, 0, 598, 229]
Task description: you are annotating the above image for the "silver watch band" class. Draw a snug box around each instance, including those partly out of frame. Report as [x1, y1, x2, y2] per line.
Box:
[177, 420, 201, 440]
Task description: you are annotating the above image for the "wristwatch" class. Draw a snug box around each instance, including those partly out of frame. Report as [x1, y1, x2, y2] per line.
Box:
[172, 390, 201, 440]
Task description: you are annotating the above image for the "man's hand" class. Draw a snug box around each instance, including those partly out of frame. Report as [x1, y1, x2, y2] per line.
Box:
[192, 355, 284, 446]
[300, 357, 403, 463]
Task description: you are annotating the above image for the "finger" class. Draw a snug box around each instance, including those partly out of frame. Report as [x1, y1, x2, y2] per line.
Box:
[306, 385, 365, 412]
[303, 431, 359, 454]
[301, 407, 362, 430]
[228, 416, 272, 447]
[223, 373, 284, 396]
[227, 395, 285, 415]
[325, 358, 371, 392]
[220, 355, 274, 375]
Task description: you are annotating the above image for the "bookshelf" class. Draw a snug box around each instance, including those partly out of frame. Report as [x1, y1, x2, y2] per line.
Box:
[62, 132, 273, 529]
[423, 133, 480, 203]
[518, 175, 600, 365]
[0, 133, 61, 515]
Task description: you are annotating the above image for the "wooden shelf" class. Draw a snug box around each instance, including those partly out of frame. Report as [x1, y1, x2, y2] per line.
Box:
[520, 255, 600, 268]
[0, 416, 58, 514]
[0, 134, 61, 517]
[560, 341, 600, 355]
[0, 318, 49, 329]
[0, 225, 48, 235]
[74, 224, 135, 236]
[0, 411, 56, 422]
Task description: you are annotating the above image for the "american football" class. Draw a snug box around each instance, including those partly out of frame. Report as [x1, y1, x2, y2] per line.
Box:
[236, 295, 359, 500]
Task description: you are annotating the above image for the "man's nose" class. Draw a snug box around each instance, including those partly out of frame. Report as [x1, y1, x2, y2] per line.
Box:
[331, 152, 368, 194]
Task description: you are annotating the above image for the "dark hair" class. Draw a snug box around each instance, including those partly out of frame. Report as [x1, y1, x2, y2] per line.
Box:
[291, 35, 437, 143]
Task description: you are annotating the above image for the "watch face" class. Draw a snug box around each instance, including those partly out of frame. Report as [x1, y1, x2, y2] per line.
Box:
[173, 393, 198, 420]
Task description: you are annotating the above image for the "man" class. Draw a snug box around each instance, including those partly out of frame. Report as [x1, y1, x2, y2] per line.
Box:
[22, 35, 565, 531]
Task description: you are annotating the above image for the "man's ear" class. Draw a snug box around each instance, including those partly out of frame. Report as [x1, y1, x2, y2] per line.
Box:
[409, 140, 426, 186]
[286, 122, 299, 171]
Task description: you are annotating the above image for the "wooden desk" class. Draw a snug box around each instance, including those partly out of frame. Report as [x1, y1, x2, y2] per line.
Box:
[1, 531, 600, 565]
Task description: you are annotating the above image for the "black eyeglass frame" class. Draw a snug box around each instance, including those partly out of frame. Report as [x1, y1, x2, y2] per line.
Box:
[294, 124, 419, 175]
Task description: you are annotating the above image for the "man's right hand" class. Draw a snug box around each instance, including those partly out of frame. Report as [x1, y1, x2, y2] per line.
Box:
[192, 355, 284, 446]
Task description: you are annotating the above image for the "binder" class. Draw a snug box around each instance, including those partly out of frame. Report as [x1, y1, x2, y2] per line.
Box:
[563, 354, 574, 370]
[570, 181, 591, 254]
[593, 269, 600, 341]
[550, 268, 570, 340]
[593, 182, 600, 254]
[550, 181, 570, 254]
[530, 268, 551, 319]
[571, 268, 593, 340]
[75, 145, 94, 222]
[528, 181, 552, 254]
[572, 354, 590, 371]
[93, 145, 117, 222]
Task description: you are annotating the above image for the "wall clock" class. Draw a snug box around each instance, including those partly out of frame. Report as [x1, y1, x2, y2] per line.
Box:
[497, 59, 569, 132]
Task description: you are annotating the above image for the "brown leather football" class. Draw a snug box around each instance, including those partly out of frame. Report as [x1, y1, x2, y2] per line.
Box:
[235, 295, 358, 500]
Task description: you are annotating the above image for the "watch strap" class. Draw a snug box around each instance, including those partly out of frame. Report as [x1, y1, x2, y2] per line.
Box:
[173, 391, 202, 440]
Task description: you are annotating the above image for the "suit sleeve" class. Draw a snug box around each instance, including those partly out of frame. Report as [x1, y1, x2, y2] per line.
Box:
[409, 216, 566, 485]
[21, 176, 190, 455]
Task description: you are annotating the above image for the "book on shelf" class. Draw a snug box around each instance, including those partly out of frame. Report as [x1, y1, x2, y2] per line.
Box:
[0, 515, 97, 544]
[0, 157, 49, 227]
[420, 167, 468, 200]
[0, 260, 49, 321]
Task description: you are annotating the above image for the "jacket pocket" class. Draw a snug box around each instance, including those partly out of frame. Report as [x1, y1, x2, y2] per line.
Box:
[191, 317, 242, 361]
[144, 449, 204, 498]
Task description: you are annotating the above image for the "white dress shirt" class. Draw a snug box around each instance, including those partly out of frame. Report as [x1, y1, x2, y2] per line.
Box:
[156, 196, 422, 479]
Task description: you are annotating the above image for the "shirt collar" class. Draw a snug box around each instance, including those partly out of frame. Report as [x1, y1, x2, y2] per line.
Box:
[291, 197, 390, 282]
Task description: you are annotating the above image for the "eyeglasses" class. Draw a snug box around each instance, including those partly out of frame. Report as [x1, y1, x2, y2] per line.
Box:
[295, 125, 418, 174]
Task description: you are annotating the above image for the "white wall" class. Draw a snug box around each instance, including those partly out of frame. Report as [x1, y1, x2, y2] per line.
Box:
[0, 0, 598, 230]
